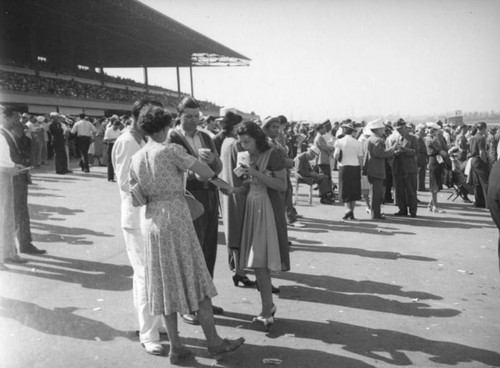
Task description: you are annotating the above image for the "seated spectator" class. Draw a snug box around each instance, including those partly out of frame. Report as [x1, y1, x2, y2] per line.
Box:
[294, 145, 334, 204]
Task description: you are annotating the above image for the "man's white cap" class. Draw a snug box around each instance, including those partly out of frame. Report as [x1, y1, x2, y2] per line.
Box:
[36, 116, 45, 122]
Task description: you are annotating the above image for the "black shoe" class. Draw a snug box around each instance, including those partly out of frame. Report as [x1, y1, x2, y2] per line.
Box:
[393, 211, 408, 216]
[232, 274, 256, 287]
[181, 313, 199, 325]
[212, 305, 224, 315]
[84, 169, 90, 173]
[372, 215, 386, 220]
[320, 198, 334, 205]
[342, 211, 353, 220]
[65, 170, 73, 173]
[256, 281, 280, 294]
[410, 213, 417, 218]
[21, 245, 46, 254]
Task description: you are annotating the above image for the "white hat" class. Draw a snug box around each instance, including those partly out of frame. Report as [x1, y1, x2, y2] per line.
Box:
[425, 122, 440, 130]
[36, 116, 45, 122]
[367, 119, 385, 130]
[49, 112, 59, 117]
[362, 126, 373, 136]
[308, 145, 320, 156]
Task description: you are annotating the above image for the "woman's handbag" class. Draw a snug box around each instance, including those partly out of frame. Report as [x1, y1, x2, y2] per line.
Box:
[185, 191, 204, 220]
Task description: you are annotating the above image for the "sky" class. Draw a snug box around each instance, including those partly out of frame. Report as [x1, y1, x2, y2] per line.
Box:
[105, 0, 500, 122]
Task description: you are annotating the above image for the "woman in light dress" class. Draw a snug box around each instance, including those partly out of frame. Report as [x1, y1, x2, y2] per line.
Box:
[235, 121, 290, 330]
[129, 105, 244, 364]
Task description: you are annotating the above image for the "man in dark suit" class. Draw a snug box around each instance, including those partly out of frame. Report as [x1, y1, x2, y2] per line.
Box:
[167, 96, 223, 324]
[387, 119, 419, 217]
[1, 108, 46, 255]
[469, 122, 489, 208]
[363, 119, 396, 220]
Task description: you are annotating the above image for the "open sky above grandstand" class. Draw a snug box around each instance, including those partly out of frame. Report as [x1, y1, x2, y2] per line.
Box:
[104, 0, 499, 121]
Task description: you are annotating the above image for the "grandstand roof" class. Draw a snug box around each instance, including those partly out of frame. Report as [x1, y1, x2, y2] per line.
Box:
[0, 0, 250, 68]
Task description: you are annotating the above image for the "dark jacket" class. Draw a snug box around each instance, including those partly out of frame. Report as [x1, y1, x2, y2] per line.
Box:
[363, 136, 394, 180]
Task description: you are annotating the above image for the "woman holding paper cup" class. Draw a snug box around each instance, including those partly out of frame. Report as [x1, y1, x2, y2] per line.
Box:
[235, 121, 290, 330]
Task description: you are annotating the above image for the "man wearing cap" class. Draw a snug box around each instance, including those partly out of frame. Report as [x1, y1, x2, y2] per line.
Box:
[363, 119, 396, 219]
[71, 113, 96, 172]
[48, 113, 71, 175]
[294, 146, 334, 204]
[386, 119, 419, 217]
[468, 121, 489, 208]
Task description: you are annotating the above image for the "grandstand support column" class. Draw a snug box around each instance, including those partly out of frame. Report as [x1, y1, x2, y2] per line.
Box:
[190, 65, 194, 97]
[143, 67, 149, 92]
[176, 66, 181, 98]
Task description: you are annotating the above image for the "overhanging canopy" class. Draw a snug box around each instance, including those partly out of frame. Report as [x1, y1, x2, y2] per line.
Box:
[0, 0, 250, 68]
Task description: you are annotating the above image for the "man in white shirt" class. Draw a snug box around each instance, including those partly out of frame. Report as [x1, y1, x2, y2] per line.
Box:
[71, 113, 96, 172]
[111, 99, 165, 356]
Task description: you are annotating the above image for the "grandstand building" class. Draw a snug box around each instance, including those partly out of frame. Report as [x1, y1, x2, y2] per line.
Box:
[0, 0, 250, 117]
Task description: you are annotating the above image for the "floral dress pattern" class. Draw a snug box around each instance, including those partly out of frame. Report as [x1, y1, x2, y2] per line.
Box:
[130, 141, 217, 315]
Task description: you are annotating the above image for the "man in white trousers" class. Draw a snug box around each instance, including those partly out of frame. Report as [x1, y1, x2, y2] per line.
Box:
[112, 99, 165, 355]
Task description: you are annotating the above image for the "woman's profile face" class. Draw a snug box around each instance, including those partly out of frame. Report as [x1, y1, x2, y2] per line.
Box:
[238, 134, 257, 153]
[266, 122, 280, 139]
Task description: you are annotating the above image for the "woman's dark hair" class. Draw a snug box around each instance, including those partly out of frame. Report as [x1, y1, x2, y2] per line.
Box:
[236, 121, 270, 152]
[131, 98, 163, 121]
[137, 106, 172, 135]
[177, 96, 200, 114]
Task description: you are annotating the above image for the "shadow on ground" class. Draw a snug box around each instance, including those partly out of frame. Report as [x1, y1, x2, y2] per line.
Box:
[5, 254, 132, 291]
[213, 313, 500, 367]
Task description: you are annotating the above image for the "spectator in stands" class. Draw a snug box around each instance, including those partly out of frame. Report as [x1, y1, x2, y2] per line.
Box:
[48, 113, 71, 175]
[72, 113, 96, 172]
[167, 96, 224, 325]
[334, 121, 363, 220]
[468, 121, 490, 208]
[0, 105, 28, 268]
[294, 145, 334, 204]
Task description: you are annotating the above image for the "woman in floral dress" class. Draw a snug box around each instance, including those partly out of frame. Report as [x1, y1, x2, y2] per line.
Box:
[129, 105, 243, 363]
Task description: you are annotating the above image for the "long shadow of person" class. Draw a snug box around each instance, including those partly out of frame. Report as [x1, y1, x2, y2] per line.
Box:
[0, 297, 133, 341]
[214, 313, 500, 366]
[30, 220, 113, 245]
[6, 254, 132, 291]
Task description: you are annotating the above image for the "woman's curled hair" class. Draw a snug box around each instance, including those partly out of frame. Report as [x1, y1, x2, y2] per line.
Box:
[236, 121, 270, 152]
[137, 106, 172, 134]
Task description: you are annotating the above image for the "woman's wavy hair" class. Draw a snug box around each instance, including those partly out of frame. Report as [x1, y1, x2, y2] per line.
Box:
[236, 121, 270, 153]
[137, 105, 172, 135]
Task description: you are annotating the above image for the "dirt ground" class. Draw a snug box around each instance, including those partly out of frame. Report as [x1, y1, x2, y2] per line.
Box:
[1, 161, 499, 368]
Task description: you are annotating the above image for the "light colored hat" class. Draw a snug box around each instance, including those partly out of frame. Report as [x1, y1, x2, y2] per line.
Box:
[21, 112, 30, 118]
[425, 122, 440, 130]
[308, 145, 320, 156]
[367, 119, 385, 130]
[49, 112, 59, 117]
[36, 116, 45, 122]
[262, 116, 280, 130]
[416, 123, 426, 130]
[362, 126, 373, 136]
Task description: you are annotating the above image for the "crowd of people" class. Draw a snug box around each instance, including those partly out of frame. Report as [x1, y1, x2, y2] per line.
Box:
[1, 96, 499, 364]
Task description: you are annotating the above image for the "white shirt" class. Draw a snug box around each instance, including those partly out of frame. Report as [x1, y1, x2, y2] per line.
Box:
[111, 128, 145, 229]
[104, 126, 122, 142]
[0, 134, 15, 168]
[71, 119, 97, 137]
[334, 135, 363, 166]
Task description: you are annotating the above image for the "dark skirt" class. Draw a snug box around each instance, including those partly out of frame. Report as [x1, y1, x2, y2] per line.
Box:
[339, 165, 361, 202]
[428, 157, 443, 193]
